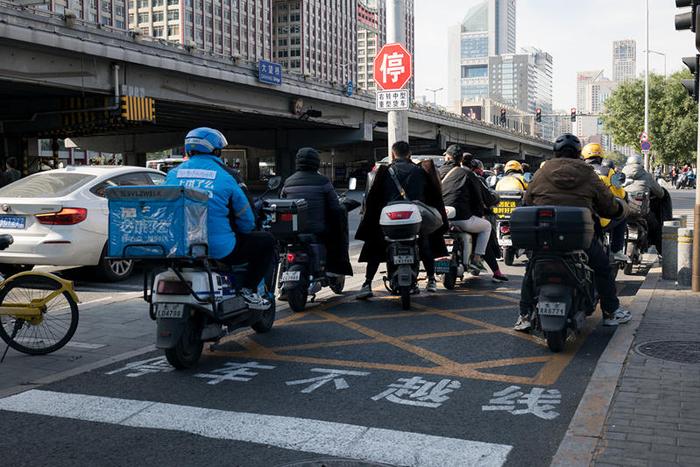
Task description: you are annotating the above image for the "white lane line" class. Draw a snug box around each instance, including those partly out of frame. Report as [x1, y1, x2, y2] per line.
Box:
[0, 390, 511, 467]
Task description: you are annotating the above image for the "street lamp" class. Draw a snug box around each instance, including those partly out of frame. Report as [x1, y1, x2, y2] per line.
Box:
[425, 87, 444, 106]
[644, 0, 650, 171]
[644, 49, 668, 77]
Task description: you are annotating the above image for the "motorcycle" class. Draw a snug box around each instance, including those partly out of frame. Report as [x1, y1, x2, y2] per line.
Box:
[380, 202, 423, 310]
[676, 172, 697, 190]
[493, 191, 526, 266]
[272, 178, 361, 312]
[511, 206, 598, 353]
[435, 206, 477, 289]
[624, 190, 650, 275]
[142, 177, 282, 369]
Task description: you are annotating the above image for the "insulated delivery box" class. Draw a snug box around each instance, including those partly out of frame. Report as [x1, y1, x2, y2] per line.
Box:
[510, 206, 594, 252]
[107, 186, 208, 258]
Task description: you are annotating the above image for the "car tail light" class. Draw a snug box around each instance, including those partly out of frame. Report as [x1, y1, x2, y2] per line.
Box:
[157, 280, 192, 295]
[500, 224, 511, 234]
[35, 208, 87, 225]
[279, 213, 294, 222]
[386, 211, 413, 220]
[538, 209, 554, 218]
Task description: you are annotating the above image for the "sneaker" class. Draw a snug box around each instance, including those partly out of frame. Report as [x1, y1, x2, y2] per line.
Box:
[469, 259, 487, 271]
[603, 308, 632, 326]
[514, 315, 532, 332]
[613, 251, 630, 262]
[426, 278, 438, 293]
[241, 289, 271, 311]
[356, 283, 373, 300]
[492, 272, 509, 283]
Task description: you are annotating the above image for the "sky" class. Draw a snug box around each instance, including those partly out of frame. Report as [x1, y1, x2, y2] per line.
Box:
[414, 0, 695, 109]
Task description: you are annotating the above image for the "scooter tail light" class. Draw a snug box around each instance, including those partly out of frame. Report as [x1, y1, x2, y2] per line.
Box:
[286, 253, 296, 263]
[279, 213, 294, 222]
[538, 209, 554, 218]
[500, 224, 511, 234]
[157, 280, 192, 295]
[386, 211, 413, 220]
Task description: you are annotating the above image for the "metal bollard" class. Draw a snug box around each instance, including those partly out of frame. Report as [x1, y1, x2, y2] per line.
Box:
[677, 228, 694, 288]
[673, 215, 688, 229]
[662, 221, 681, 280]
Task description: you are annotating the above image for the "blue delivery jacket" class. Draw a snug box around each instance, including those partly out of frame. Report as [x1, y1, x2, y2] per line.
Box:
[165, 154, 255, 259]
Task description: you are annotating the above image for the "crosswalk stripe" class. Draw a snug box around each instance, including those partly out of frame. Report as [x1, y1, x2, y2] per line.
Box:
[0, 390, 512, 467]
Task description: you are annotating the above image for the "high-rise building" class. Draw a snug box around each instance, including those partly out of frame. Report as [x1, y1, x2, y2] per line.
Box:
[613, 39, 636, 82]
[447, 0, 517, 108]
[576, 70, 617, 138]
[356, 0, 415, 96]
[272, 0, 357, 85]
[127, 0, 272, 62]
[37, 0, 128, 29]
[488, 47, 553, 139]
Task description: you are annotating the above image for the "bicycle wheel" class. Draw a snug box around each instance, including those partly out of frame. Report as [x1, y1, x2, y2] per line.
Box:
[0, 274, 79, 355]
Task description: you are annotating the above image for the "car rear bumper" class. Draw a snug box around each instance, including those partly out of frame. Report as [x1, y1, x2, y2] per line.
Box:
[0, 231, 104, 266]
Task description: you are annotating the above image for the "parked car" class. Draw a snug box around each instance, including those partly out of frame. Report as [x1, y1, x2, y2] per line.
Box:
[0, 166, 166, 281]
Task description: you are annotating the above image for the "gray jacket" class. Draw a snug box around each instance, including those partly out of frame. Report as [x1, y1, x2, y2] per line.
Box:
[622, 162, 664, 198]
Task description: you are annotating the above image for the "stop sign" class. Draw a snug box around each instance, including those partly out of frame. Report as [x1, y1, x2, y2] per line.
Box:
[373, 43, 412, 91]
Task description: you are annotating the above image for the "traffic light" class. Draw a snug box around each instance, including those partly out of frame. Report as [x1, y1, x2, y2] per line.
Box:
[675, 0, 700, 52]
[570, 108, 577, 123]
[535, 108, 542, 123]
[682, 55, 700, 101]
[500, 108, 507, 125]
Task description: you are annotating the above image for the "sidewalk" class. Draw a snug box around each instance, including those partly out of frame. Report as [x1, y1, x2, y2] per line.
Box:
[553, 269, 700, 467]
[0, 294, 154, 396]
[593, 279, 700, 466]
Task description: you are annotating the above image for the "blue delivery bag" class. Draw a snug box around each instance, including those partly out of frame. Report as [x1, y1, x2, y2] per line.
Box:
[106, 186, 208, 258]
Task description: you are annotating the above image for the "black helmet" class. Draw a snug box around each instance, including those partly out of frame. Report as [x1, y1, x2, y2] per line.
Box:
[553, 133, 582, 158]
[470, 159, 484, 171]
[296, 147, 321, 171]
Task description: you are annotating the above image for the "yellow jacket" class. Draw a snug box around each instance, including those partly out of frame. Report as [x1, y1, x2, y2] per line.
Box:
[590, 163, 625, 227]
[495, 173, 528, 192]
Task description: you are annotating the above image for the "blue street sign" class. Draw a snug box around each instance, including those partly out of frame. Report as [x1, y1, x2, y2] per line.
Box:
[641, 141, 652, 152]
[346, 80, 354, 97]
[258, 60, 283, 86]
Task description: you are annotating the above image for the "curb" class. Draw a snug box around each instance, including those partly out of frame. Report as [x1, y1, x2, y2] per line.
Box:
[550, 268, 660, 467]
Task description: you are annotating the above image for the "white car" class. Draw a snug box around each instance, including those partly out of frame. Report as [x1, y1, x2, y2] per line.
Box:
[0, 166, 166, 281]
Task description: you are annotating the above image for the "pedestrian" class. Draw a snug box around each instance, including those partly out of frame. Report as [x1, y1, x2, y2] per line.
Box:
[356, 141, 447, 299]
[4, 157, 21, 185]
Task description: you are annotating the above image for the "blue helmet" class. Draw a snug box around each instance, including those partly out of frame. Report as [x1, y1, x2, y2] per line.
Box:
[184, 127, 228, 156]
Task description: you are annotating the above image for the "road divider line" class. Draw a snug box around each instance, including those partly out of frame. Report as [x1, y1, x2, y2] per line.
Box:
[0, 390, 512, 467]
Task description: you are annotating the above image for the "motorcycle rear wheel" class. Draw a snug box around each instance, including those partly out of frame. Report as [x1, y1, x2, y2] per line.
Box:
[545, 330, 567, 353]
[165, 317, 203, 369]
[443, 268, 457, 290]
[287, 286, 308, 312]
[400, 286, 411, 310]
[504, 247, 515, 266]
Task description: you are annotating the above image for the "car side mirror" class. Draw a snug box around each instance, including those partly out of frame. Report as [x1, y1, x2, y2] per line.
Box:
[267, 176, 282, 191]
[348, 177, 357, 191]
[611, 173, 625, 188]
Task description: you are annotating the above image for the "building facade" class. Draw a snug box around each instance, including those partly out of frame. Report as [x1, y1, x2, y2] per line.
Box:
[356, 0, 415, 97]
[613, 39, 636, 83]
[38, 0, 128, 29]
[447, 0, 517, 108]
[576, 70, 617, 138]
[272, 0, 357, 85]
[488, 47, 553, 139]
[127, 0, 273, 62]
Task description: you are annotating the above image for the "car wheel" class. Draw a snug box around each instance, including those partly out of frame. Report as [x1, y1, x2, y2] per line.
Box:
[97, 247, 134, 282]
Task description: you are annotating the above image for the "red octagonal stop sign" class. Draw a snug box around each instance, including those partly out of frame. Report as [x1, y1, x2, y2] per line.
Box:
[373, 43, 412, 91]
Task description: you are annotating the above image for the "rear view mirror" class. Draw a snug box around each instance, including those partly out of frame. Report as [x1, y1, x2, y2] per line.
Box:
[348, 177, 357, 191]
[523, 173, 533, 183]
[611, 173, 625, 188]
[267, 176, 282, 191]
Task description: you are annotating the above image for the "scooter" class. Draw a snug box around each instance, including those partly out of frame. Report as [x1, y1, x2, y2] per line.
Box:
[493, 191, 526, 266]
[143, 177, 282, 369]
[380, 202, 422, 310]
[624, 190, 650, 275]
[273, 178, 361, 312]
[435, 206, 476, 289]
[511, 206, 598, 353]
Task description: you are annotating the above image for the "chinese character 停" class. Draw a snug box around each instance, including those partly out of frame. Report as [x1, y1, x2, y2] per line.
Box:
[381, 52, 405, 84]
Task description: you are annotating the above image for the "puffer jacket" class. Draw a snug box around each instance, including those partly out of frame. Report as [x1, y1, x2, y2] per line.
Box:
[439, 161, 484, 220]
[623, 162, 664, 199]
[525, 157, 627, 221]
[165, 154, 255, 259]
[280, 170, 341, 235]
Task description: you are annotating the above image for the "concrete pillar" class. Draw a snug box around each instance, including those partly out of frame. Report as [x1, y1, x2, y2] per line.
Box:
[662, 220, 680, 281]
[275, 147, 294, 179]
[124, 152, 147, 167]
[677, 228, 693, 288]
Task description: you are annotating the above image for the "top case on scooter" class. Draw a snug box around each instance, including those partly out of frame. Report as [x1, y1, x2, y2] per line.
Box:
[380, 202, 422, 239]
[510, 206, 594, 252]
[266, 199, 310, 240]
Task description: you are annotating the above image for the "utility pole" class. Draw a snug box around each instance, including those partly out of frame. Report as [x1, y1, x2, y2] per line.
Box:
[387, 0, 409, 151]
[644, 0, 651, 171]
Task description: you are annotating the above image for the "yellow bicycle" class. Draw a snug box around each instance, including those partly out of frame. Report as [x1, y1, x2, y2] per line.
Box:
[0, 235, 79, 360]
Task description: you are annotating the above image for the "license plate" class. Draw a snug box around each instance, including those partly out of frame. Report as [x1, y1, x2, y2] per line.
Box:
[0, 215, 25, 230]
[281, 271, 301, 282]
[393, 255, 414, 265]
[500, 238, 512, 246]
[154, 303, 184, 319]
[537, 301, 567, 317]
[435, 260, 451, 274]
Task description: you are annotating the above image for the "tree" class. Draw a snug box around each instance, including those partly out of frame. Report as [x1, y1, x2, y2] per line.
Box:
[601, 71, 697, 165]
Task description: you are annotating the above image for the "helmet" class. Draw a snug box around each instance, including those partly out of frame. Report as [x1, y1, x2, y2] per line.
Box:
[582, 143, 604, 160]
[470, 159, 484, 171]
[504, 160, 523, 174]
[553, 133, 582, 158]
[626, 155, 643, 166]
[296, 147, 321, 171]
[184, 127, 228, 155]
[493, 163, 504, 171]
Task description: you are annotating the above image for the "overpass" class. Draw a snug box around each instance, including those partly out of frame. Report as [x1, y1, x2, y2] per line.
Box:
[0, 2, 552, 178]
